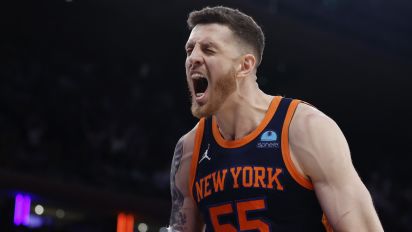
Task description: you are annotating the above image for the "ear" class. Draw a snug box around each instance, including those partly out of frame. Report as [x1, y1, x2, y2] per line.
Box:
[237, 53, 256, 78]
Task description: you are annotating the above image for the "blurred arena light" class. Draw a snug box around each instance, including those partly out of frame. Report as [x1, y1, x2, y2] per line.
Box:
[14, 193, 31, 226]
[34, 204, 44, 215]
[138, 222, 148, 232]
[117, 213, 134, 232]
[27, 215, 43, 228]
[56, 209, 65, 218]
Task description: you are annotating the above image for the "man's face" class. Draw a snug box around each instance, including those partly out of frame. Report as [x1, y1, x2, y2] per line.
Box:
[185, 23, 242, 118]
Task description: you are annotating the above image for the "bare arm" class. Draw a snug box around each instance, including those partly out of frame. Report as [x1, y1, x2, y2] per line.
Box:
[169, 137, 188, 230]
[290, 104, 383, 232]
[169, 131, 203, 231]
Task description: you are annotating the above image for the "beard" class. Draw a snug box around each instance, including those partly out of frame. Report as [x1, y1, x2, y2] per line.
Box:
[189, 68, 237, 119]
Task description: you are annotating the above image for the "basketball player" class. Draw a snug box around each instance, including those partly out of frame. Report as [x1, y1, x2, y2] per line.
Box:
[169, 6, 383, 232]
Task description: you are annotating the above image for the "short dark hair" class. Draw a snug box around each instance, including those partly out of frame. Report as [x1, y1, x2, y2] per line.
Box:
[187, 6, 265, 66]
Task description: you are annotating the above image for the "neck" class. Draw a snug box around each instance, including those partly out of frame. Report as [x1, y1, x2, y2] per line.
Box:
[214, 77, 273, 140]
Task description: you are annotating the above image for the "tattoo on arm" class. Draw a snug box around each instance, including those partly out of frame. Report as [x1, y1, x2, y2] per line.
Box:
[169, 137, 187, 231]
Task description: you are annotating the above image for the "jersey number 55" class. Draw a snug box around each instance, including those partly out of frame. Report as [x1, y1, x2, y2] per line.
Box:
[208, 198, 270, 232]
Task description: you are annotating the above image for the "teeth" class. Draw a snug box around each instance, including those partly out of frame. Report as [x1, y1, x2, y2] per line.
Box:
[192, 73, 206, 79]
[196, 93, 204, 97]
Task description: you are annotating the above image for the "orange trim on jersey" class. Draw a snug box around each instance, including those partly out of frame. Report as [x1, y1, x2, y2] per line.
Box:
[322, 213, 334, 232]
[212, 96, 282, 148]
[189, 118, 206, 203]
[281, 100, 314, 190]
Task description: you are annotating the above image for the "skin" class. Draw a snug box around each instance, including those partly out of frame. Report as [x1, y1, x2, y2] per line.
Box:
[169, 129, 203, 231]
[169, 23, 384, 231]
[289, 104, 384, 231]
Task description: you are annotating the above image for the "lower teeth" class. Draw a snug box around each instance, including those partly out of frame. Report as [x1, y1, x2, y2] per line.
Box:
[196, 93, 204, 97]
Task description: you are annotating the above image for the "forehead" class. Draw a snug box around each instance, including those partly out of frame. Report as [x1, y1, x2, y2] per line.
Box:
[186, 23, 236, 47]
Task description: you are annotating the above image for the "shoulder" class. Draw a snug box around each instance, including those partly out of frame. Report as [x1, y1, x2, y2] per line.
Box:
[172, 122, 199, 172]
[290, 102, 342, 142]
[179, 118, 205, 158]
[289, 102, 351, 179]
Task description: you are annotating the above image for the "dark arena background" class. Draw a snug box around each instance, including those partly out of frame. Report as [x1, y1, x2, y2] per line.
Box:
[1, 0, 411, 231]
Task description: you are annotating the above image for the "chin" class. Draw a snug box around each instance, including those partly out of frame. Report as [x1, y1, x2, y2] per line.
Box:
[191, 100, 217, 119]
[191, 104, 211, 119]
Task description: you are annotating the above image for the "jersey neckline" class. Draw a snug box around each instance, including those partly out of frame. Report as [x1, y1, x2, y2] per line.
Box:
[211, 96, 282, 149]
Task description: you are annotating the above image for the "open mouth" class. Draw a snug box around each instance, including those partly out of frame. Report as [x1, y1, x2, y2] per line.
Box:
[193, 76, 209, 98]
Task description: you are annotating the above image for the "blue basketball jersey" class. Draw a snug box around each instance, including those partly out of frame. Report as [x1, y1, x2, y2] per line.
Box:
[189, 96, 332, 232]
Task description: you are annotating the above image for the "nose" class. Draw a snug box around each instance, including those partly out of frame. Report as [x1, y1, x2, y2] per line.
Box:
[186, 45, 203, 68]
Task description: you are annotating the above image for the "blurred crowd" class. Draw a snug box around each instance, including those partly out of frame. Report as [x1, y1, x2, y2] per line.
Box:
[0, 43, 192, 199]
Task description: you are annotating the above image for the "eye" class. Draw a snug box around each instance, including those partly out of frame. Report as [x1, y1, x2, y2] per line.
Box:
[204, 48, 214, 55]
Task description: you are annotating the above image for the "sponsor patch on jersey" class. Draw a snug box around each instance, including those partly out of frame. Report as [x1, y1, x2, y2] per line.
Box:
[257, 130, 279, 149]
[260, 130, 277, 142]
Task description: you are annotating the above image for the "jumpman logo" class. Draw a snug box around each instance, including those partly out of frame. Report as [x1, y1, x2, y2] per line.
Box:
[199, 144, 211, 164]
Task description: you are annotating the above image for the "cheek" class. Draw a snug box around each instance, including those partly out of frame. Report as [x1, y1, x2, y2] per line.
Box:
[207, 59, 223, 73]
[210, 61, 231, 77]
